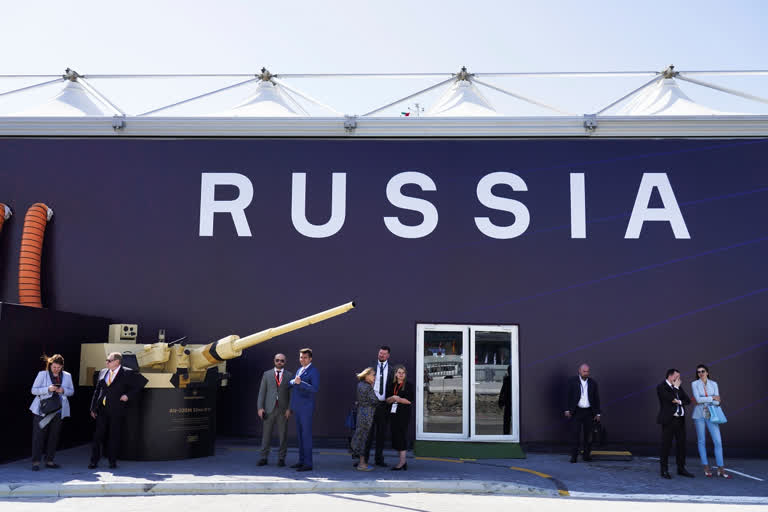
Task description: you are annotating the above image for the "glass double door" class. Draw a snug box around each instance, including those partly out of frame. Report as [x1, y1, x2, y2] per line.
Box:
[416, 324, 519, 442]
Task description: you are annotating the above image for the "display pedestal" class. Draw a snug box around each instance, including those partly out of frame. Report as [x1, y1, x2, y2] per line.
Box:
[121, 386, 217, 460]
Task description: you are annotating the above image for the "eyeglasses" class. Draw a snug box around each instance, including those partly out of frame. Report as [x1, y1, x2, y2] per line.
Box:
[106, 359, 115, 363]
[274, 359, 285, 362]
[697, 369, 707, 373]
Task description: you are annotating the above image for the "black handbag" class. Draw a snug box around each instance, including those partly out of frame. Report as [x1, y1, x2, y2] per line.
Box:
[39, 393, 61, 415]
[39, 370, 62, 415]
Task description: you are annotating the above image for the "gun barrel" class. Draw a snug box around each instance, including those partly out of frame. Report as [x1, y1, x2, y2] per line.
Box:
[233, 301, 355, 352]
[188, 301, 355, 371]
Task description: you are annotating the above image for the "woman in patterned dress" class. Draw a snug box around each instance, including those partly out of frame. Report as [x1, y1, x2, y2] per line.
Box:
[350, 367, 378, 471]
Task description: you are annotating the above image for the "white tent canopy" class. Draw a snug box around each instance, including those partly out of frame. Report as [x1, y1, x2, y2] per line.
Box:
[210, 80, 303, 117]
[427, 80, 499, 117]
[614, 77, 724, 115]
[3, 80, 114, 117]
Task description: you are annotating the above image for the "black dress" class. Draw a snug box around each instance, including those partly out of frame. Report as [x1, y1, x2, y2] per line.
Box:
[386, 380, 414, 451]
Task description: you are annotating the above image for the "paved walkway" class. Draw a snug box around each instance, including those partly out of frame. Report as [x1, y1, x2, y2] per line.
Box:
[1, 441, 766, 504]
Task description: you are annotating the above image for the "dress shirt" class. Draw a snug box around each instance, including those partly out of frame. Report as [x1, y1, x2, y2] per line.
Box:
[374, 361, 389, 401]
[290, 363, 311, 384]
[666, 379, 683, 416]
[577, 377, 590, 408]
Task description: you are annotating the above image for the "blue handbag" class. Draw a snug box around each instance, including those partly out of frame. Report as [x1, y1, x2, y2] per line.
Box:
[708, 405, 727, 424]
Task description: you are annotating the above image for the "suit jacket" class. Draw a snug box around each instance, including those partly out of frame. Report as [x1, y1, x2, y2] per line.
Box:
[30, 370, 75, 418]
[257, 368, 294, 414]
[565, 376, 601, 414]
[90, 366, 148, 416]
[289, 364, 319, 412]
[656, 380, 691, 425]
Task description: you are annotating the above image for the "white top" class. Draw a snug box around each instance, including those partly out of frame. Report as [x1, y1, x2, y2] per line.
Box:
[577, 377, 590, 408]
[374, 361, 390, 401]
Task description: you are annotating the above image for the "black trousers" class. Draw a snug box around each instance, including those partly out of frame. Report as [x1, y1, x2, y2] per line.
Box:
[31, 413, 62, 463]
[364, 402, 388, 463]
[660, 416, 687, 471]
[569, 407, 594, 457]
[90, 409, 123, 464]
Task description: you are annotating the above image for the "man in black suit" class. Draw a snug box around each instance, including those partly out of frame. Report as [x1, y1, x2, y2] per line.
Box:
[564, 363, 601, 463]
[363, 345, 392, 467]
[88, 352, 147, 469]
[657, 368, 694, 479]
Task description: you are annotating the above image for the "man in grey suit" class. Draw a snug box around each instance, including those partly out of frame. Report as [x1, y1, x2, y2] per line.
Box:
[257, 353, 293, 466]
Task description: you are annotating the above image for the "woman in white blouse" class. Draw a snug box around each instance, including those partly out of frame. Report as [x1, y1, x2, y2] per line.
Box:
[691, 364, 730, 478]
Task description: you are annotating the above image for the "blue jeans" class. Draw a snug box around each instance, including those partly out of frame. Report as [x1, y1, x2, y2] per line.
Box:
[694, 418, 724, 467]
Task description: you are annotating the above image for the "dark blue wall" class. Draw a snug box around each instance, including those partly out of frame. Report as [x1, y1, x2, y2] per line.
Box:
[1, 138, 766, 450]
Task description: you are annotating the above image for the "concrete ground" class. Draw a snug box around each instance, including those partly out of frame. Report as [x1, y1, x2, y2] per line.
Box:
[1, 440, 766, 505]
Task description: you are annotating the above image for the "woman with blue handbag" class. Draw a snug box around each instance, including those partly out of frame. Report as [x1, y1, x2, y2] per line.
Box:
[691, 364, 730, 479]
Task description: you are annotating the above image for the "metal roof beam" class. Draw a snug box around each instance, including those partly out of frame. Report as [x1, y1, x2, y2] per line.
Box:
[362, 77, 455, 117]
[677, 75, 768, 106]
[0, 78, 62, 99]
[593, 75, 663, 115]
[137, 77, 260, 117]
[473, 79, 574, 115]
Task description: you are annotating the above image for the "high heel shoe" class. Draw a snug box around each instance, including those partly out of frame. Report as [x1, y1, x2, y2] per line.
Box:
[390, 463, 407, 471]
[704, 466, 713, 477]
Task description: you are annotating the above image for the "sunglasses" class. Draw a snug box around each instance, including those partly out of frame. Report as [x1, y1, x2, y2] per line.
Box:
[275, 359, 285, 362]
[697, 369, 707, 373]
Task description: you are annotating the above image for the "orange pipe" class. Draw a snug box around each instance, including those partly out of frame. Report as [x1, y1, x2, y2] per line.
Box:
[0, 203, 11, 234]
[19, 203, 53, 308]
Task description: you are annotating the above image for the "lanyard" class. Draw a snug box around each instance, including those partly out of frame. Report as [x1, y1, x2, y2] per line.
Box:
[393, 381, 403, 396]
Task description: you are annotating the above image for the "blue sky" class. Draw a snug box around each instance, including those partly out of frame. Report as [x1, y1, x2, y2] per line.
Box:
[1, 1, 766, 115]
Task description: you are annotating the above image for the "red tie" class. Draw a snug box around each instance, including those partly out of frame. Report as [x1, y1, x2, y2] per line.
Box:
[275, 370, 282, 386]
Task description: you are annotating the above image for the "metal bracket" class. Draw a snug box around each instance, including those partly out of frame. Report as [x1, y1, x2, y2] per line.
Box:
[344, 115, 358, 132]
[112, 115, 126, 131]
[63, 68, 81, 81]
[661, 64, 678, 79]
[583, 114, 598, 133]
[258, 67, 274, 83]
[454, 66, 474, 82]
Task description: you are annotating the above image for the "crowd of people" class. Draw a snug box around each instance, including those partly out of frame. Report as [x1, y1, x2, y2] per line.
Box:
[28, 350, 731, 480]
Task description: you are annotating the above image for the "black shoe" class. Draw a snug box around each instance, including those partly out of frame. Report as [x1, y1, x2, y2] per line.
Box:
[277, 459, 286, 467]
[290, 463, 303, 468]
[375, 461, 388, 467]
[570, 455, 578, 463]
[257, 459, 268, 466]
[352, 461, 359, 467]
[88, 463, 98, 469]
[31, 464, 40, 471]
[678, 468, 695, 478]
[45, 462, 61, 469]
[296, 466, 313, 472]
[391, 463, 407, 471]
[582, 455, 593, 462]
[109, 462, 117, 469]
[661, 471, 672, 479]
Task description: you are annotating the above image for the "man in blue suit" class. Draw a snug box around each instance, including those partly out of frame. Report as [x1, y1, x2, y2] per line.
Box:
[289, 347, 318, 471]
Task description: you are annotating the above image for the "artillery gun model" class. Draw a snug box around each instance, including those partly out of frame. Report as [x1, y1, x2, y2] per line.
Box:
[77, 301, 355, 460]
[79, 301, 355, 388]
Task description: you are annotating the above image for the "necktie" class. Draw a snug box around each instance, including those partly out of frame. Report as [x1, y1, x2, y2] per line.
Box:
[276, 370, 282, 385]
[102, 370, 113, 406]
[379, 363, 384, 395]
[674, 388, 682, 416]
